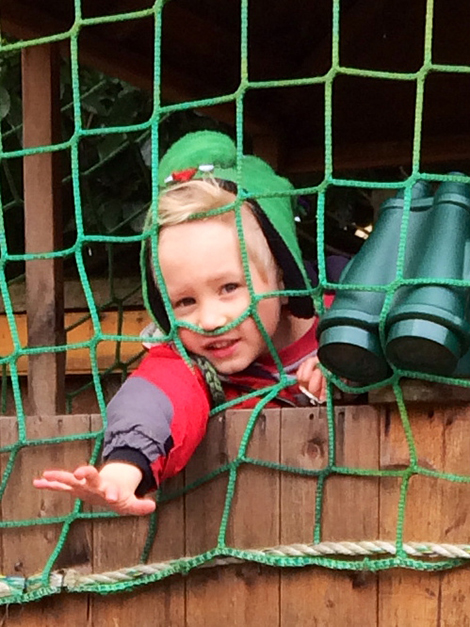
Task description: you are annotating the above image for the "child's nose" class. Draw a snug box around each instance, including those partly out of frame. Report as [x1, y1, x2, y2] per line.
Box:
[198, 302, 228, 332]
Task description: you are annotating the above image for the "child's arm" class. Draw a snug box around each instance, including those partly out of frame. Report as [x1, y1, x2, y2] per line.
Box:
[33, 347, 212, 514]
[296, 356, 327, 403]
[33, 462, 156, 516]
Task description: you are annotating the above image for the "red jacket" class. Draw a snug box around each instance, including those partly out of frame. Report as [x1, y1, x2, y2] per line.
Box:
[103, 318, 322, 493]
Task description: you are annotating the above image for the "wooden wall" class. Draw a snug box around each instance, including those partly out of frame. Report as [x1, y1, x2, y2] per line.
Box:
[0, 309, 150, 375]
[0, 405, 470, 626]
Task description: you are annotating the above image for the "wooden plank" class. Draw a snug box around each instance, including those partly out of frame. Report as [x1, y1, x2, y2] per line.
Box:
[89, 529, 184, 625]
[279, 406, 329, 545]
[440, 567, 470, 626]
[0, 309, 150, 375]
[280, 405, 380, 626]
[0, 594, 91, 626]
[379, 569, 442, 625]
[22, 43, 65, 415]
[323, 405, 380, 541]
[432, 404, 470, 625]
[0, 374, 123, 417]
[0, 569, 185, 624]
[144, 474, 186, 624]
[285, 132, 470, 174]
[370, 379, 470, 405]
[0, 413, 93, 627]
[184, 411, 233, 557]
[90, 577, 185, 627]
[90, 404, 186, 625]
[147, 473, 185, 563]
[279, 406, 329, 627]
[91, 472, 186, 624]
[0, 276, 145, 313]
[0, 415, 94, 578]
[185, 408, 280, 627]
[225, 408, 280, 549]
[378, 404, 453, 625]
[89, 407, 147, 575]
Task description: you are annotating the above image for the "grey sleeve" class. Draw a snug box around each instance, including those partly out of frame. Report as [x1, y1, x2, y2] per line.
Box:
[103, 376, 175, 464]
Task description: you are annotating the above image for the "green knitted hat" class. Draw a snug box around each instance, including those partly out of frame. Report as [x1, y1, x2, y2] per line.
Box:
[144, 131, 314, 330]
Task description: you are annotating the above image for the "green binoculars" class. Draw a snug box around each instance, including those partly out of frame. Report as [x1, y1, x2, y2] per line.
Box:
[317, 177, 470, 384]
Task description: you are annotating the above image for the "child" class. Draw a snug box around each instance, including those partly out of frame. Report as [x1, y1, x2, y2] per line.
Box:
[33, 131, 327, 516]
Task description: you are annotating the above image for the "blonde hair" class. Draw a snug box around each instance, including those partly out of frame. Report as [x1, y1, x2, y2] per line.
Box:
[157, 179, 280, 281]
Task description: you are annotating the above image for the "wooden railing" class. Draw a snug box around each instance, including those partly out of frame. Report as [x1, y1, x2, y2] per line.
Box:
[1, 405, 470, 625]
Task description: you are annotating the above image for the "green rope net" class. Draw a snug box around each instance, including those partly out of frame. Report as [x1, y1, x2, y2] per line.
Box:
[0, 0, 469, 605]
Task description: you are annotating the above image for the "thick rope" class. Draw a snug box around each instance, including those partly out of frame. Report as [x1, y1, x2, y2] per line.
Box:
[0, 539, 469, 601]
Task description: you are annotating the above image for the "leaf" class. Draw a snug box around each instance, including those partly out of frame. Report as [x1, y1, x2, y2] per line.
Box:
[0, 87, 11, 120]
[105, 90, 141, 127]
[80, 89, 112, 116]
[97, 133, 126, 161]
[139, 137, 152, 168]
[97, 199, 123, 233]
[122, 201, 148, 232]
[5, 93, 22, 132]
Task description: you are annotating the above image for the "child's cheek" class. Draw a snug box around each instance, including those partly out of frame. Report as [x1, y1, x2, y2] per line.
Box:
[178, 328, 199, 352]
[229, 294, 251, 323]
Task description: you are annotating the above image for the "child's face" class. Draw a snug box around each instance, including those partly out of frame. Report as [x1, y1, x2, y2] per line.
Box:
[158, 217, 283, 374]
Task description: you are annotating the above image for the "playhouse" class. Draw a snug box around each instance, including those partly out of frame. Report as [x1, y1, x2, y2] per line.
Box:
[1, 0, 470, 624]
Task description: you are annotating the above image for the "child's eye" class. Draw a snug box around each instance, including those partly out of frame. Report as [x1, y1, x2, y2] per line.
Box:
[222, 283, 239, 294]
[174, 297, 195, 309]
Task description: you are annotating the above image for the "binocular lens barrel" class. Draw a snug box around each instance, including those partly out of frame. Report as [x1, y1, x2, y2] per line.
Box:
[317, 177, 470, 383]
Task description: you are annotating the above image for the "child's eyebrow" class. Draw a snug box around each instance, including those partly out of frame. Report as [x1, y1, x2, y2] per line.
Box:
[167, 286, 193, 300]
[169, 270, 245, 295]
[208, 271, 245, 284]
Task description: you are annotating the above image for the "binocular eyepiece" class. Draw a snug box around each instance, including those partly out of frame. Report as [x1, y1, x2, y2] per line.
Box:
[317, 177, 470, 384]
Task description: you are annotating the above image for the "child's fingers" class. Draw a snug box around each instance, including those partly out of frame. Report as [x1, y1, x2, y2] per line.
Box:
[132, 497, 156, 516]
[125, 496, 156, 516]
[297, 356, 318, 376]
[306, 368, 325, 399]
[37, 467, 111, 505]
[73, 465, 100, 483]
[296, 357, 319, 386]
[296, 356, 329, 404]
[34, 467, 155, 516]
[33, 478, 73, 492]
[40, 469, 86, 488]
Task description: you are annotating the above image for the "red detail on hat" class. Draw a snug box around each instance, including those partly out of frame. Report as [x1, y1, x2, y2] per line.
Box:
[172, 168, 198, 182]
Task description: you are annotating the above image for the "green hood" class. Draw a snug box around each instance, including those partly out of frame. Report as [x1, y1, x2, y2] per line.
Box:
[144, 130, 314, 330]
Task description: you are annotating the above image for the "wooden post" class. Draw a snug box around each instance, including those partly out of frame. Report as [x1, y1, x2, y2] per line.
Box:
[22, 43, 65, 415]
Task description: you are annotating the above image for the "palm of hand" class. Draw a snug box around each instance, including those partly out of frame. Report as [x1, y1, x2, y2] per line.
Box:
[33, 464, 156, 516]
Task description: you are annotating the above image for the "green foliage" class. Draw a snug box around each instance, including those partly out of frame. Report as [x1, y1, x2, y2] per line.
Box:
[0, 47, 370, 279]
[60, 65, 153, 243]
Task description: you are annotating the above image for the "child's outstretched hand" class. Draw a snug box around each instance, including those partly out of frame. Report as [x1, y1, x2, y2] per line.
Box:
[33, 462, 156, 516]
[296, 356, 327, 404]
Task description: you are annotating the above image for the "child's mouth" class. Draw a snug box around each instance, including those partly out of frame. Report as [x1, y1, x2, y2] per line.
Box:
[205, 338, 239, 358]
